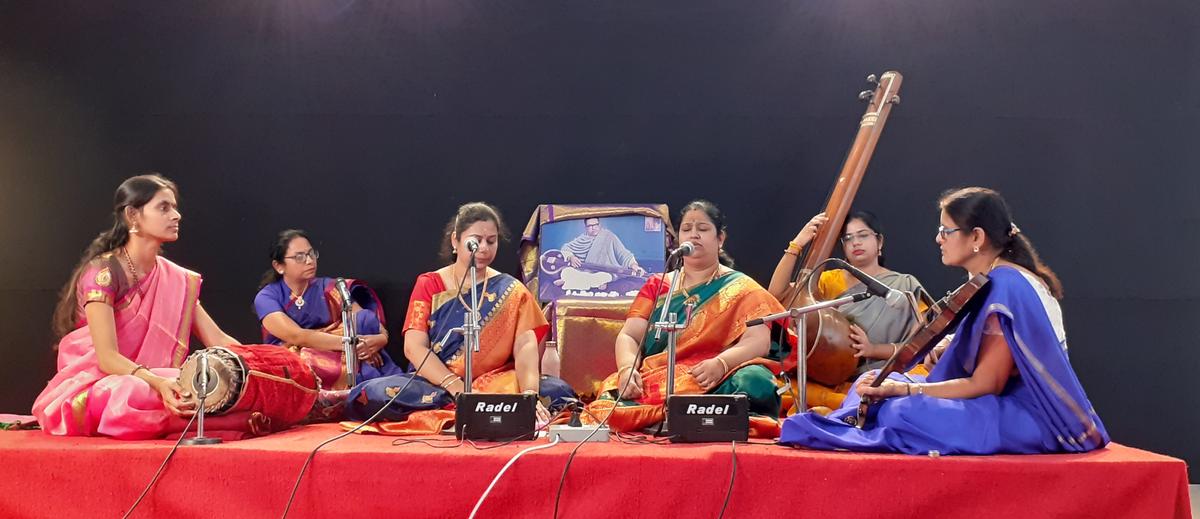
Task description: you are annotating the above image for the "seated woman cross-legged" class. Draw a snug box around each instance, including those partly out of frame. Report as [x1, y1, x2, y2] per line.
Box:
[254, 229, 404, 391]
[780, 187, 1109, 454]
[343, 202, 576, 434]
[33, 174, 243, 440]
[583, 200, 787, 436]
[768, 210, 928, 412]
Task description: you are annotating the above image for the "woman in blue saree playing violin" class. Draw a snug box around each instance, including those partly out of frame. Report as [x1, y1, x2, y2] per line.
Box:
[781, 187, 1108, 455]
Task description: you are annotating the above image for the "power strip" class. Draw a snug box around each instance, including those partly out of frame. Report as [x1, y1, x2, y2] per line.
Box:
[548, 424, 610, 443]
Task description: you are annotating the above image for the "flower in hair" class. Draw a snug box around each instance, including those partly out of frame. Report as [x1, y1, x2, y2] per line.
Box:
[1009, 223, 1021, 237]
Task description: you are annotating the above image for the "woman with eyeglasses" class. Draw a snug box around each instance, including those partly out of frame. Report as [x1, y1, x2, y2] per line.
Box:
[779, 187, 1108, 454]
[254, 230, 403, 392]
[342, 202, 575, 433]
[768, 210, 927, 410]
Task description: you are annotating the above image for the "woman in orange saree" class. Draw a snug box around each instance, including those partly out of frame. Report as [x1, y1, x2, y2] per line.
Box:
[344, 202, 575, 434]
[584, 200, 786, 436]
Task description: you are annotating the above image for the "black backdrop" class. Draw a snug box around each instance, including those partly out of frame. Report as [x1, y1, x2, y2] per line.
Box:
[2, 1, 1196, 478]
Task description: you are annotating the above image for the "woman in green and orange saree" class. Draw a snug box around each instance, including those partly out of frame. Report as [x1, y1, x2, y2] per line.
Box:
[584, 200, 786, 436]
[344, 202, 575, 434]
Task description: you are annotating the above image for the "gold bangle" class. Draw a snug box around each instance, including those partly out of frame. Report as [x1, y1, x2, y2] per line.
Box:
[130, 364, 149, 377]
[715, 356, 730, 374]
[437, 373, 457, 387]
[784, 241, 802, 255]
[441, 377, 462, 390]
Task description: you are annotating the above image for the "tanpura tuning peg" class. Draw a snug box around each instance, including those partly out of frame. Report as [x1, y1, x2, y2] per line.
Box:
[866, 74, 878, 84]
[890, 94, 901, 105]
[858, 90, 874, 101]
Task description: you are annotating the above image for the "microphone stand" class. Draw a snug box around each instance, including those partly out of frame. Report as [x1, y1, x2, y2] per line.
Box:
[182, 350, 221, 445]
[455, 247, 482, 394]
[749, 292, 873, 414]
[650, 267, 697, 436]
[341, 284, 359, 389]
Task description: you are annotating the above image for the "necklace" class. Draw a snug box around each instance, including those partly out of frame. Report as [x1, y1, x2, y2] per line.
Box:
[677, 264, 723, 298]
[290, 280, 309, 309]
[455, 267, 490, 312]
[121, 247, 146, 298]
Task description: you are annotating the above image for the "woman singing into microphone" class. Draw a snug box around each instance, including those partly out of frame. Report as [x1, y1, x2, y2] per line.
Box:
[343, 202, 575, 434]
[584, 200, 787, 435]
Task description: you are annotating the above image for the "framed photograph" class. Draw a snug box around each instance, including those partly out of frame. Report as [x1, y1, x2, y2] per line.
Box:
[537, 215, 666, 301]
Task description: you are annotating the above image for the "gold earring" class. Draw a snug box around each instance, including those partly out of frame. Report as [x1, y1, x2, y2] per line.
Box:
[972, 246, 980, 253]
[130, 226, 139, 234]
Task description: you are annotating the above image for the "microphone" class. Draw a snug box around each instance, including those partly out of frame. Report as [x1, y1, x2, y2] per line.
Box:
[744, 291, 871, 327]
[335, 277, 353, 307]
[826, 258, 909, 310]
[668, 241, 695, 260]
[197, 350, 210, 397]
[465, 237, 480, 253]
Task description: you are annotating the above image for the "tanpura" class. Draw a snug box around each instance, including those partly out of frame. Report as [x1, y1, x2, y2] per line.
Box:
[776, 72, 903, 410]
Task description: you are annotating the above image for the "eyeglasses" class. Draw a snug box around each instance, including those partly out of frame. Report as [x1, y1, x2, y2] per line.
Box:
[285, 249, 320, 263]
[937, 226, 961, 238]
[840, 231, 878, 244]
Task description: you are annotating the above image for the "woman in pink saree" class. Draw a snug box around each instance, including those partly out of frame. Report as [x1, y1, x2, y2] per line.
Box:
[32, 174, 241, 440]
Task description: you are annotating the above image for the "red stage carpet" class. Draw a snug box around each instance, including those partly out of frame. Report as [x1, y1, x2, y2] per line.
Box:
[0, 424, 1190, 519]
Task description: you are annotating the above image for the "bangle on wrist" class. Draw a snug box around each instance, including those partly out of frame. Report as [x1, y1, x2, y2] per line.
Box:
[784, 241, 802, 255]
[437, 373, 457, 387]
[131, 364, 149, 377]
[617, 364, 635, 376]
[714, 356, 730, 374]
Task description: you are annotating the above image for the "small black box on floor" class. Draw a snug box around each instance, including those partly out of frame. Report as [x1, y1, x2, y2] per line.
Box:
[666, 394, 749, 443]
[454, 393, 537, 441]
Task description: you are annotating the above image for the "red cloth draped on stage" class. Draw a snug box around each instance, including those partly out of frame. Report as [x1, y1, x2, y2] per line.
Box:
[0, 424, 1189, 518]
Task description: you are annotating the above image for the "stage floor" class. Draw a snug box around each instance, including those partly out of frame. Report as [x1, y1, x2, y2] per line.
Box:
[0, 424, 1190, 519]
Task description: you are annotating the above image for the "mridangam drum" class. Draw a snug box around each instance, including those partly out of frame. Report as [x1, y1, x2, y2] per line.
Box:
[178, 345, 319, 430]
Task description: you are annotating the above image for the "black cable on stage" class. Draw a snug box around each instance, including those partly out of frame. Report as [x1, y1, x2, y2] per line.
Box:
[717, 440, 737, 519]
[577, 407, 674, 446]
[122, 411, 197, 519]
[467, 408, 563, 450]
[281, 263, 481, 517]
[279, 345, 436, 519]
[552, 345, 646, 519]
[392, 435, 465, 449]
[466, 412, 577, 519]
